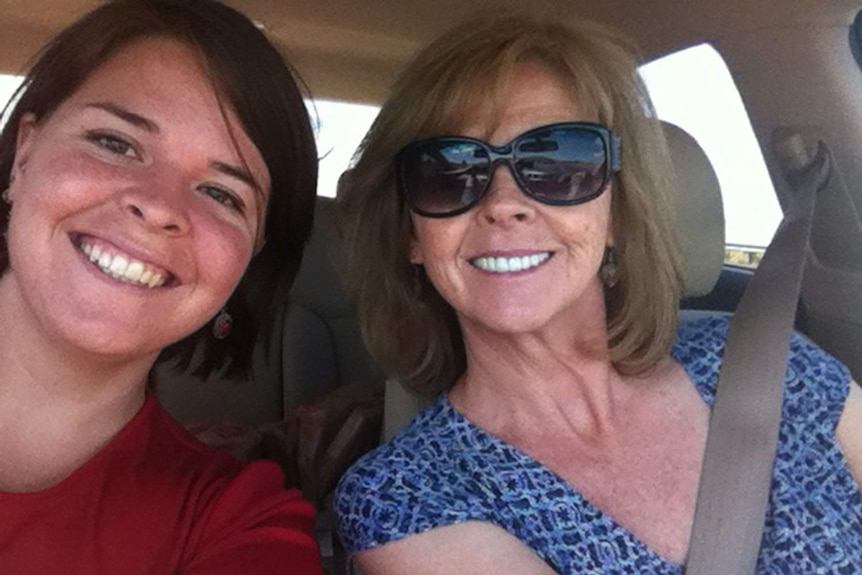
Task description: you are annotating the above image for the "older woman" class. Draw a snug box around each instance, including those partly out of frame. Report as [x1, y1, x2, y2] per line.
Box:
[0, 0, 321, 572]
[334, 13, 862, 575]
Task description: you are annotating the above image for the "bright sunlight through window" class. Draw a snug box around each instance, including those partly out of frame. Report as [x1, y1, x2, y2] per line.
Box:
[308, 99, 379, 197]
[640, 44, 782, 262]
[0, 74, 23, 129]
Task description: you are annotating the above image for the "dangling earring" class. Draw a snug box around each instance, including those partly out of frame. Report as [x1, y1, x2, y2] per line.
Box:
[212, 307, 233, 340]
[600, 247, 619, 288]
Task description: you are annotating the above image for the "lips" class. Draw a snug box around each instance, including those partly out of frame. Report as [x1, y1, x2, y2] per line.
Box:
[470, 252, 552, 273]
[71, 234, 176, 288]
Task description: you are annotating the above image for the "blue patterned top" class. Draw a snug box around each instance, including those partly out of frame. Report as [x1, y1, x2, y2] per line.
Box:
[335, 316, 862, 573]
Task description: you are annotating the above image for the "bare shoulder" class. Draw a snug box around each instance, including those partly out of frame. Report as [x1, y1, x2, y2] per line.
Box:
[354, 521, 558, 575]
[836, 380, 862, 485]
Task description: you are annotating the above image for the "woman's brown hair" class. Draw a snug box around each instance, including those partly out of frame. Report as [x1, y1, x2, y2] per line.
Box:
[0, 0, 318, 377]
[338, 13, 682, 394]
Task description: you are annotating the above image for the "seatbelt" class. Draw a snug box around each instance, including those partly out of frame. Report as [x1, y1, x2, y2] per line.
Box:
[685, 132, 831, 575]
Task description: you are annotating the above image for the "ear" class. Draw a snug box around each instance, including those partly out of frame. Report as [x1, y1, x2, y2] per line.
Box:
[409, 235, 424, 264]
[12, 113, 38, 183]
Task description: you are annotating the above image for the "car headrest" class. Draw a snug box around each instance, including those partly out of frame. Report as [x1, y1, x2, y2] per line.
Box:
[663, 121, 725, 298]
[288, 196, 351, 318]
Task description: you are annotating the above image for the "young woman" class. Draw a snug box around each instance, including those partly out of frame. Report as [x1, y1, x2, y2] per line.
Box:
[0, 1, 321, 573]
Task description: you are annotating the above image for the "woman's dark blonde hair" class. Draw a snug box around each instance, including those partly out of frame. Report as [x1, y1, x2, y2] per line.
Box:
[337, 13, 682, 395]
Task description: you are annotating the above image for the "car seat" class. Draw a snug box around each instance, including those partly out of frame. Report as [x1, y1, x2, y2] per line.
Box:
[151, 195, 382, 448]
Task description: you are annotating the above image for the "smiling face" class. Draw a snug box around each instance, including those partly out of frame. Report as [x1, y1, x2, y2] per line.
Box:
[1, 38, 269, 359]
[409, 61, 614, 338]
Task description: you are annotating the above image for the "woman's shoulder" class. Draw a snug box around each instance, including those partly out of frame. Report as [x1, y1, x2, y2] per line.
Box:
[672, 311, 851, 417]
[174, 459, 319, 573]
[2, 396, 319, 574]
[782, 329, 851, 426]
[138, 399, 320, 569]
[335, 396, 460, 504]
[673, 312, 731, 359]
[335, 397, 489, 553]
[144, 395, 246, 476]
[672, 313, 732, 401]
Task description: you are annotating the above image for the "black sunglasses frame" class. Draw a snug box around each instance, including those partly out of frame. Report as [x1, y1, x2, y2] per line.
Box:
[395, 121, 622, 218]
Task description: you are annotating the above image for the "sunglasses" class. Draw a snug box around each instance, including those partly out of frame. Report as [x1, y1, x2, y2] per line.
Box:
[395, 122, 621, 218]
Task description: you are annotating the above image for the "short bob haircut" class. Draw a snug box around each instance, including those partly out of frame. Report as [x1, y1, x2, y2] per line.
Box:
[0, 0, 318, 377]
[337, 13, 682, 395]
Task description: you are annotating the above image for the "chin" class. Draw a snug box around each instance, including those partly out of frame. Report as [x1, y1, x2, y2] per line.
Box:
[47, 313, 185, 362]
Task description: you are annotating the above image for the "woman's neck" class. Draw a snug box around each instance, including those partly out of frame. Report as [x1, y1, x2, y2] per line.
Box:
[0, 276, 153, 491]
[450, 301, 630, 440]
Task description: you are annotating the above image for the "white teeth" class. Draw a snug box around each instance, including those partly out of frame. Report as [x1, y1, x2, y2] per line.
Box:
[109, 255, 129, 275]
[79, 240, 168, 288]
[471, 252, 551, 274]
[125, 261, 144, 282]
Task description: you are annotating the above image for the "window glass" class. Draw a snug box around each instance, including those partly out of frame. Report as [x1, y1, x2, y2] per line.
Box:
[308, 99, 380, 197]
[0, 74, 24, 129]
[639, 44, 781, 267]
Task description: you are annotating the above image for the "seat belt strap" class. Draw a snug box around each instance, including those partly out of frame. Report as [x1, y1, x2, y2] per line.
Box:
[685, 136, 830, 575]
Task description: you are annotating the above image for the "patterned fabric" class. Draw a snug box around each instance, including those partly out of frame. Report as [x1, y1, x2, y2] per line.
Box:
[335, 316, 862, 573]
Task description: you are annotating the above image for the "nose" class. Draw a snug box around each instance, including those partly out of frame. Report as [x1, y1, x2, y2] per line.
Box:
[476, 164, 536, 226]
[120, 177, 191, 236]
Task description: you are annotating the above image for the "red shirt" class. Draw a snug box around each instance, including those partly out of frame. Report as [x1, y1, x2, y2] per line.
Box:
[1, 394, 321, 575]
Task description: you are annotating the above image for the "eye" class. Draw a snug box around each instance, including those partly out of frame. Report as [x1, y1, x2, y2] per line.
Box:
[199, 184, 244, 213]
[86, 131, 138, 158]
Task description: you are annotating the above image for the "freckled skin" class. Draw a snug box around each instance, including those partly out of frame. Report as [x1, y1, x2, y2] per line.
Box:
[409, 61, 614, 338]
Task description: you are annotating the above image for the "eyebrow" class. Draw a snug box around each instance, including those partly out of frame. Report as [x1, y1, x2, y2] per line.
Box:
[87, 102, 159, 133]
[212, 160, 263, 197]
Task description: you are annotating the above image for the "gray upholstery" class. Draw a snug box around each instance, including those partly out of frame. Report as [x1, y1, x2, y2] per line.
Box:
[153, 196, 381, 425]
[280, 197, 382, 416]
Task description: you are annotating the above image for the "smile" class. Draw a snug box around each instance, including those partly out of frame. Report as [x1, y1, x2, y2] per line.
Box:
[74, 235, 172, 288]
[470, 252, 551, 274]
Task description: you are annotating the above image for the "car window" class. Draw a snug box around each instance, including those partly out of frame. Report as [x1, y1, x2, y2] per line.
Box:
[639, 44, 781, 268]
[0, 73, 23, 129]
[309, 99, 380, 197]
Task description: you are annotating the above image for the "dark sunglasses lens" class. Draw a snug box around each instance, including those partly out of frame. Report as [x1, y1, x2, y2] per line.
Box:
[401, 140, 489, 215]
[514, 127, 608, 204]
